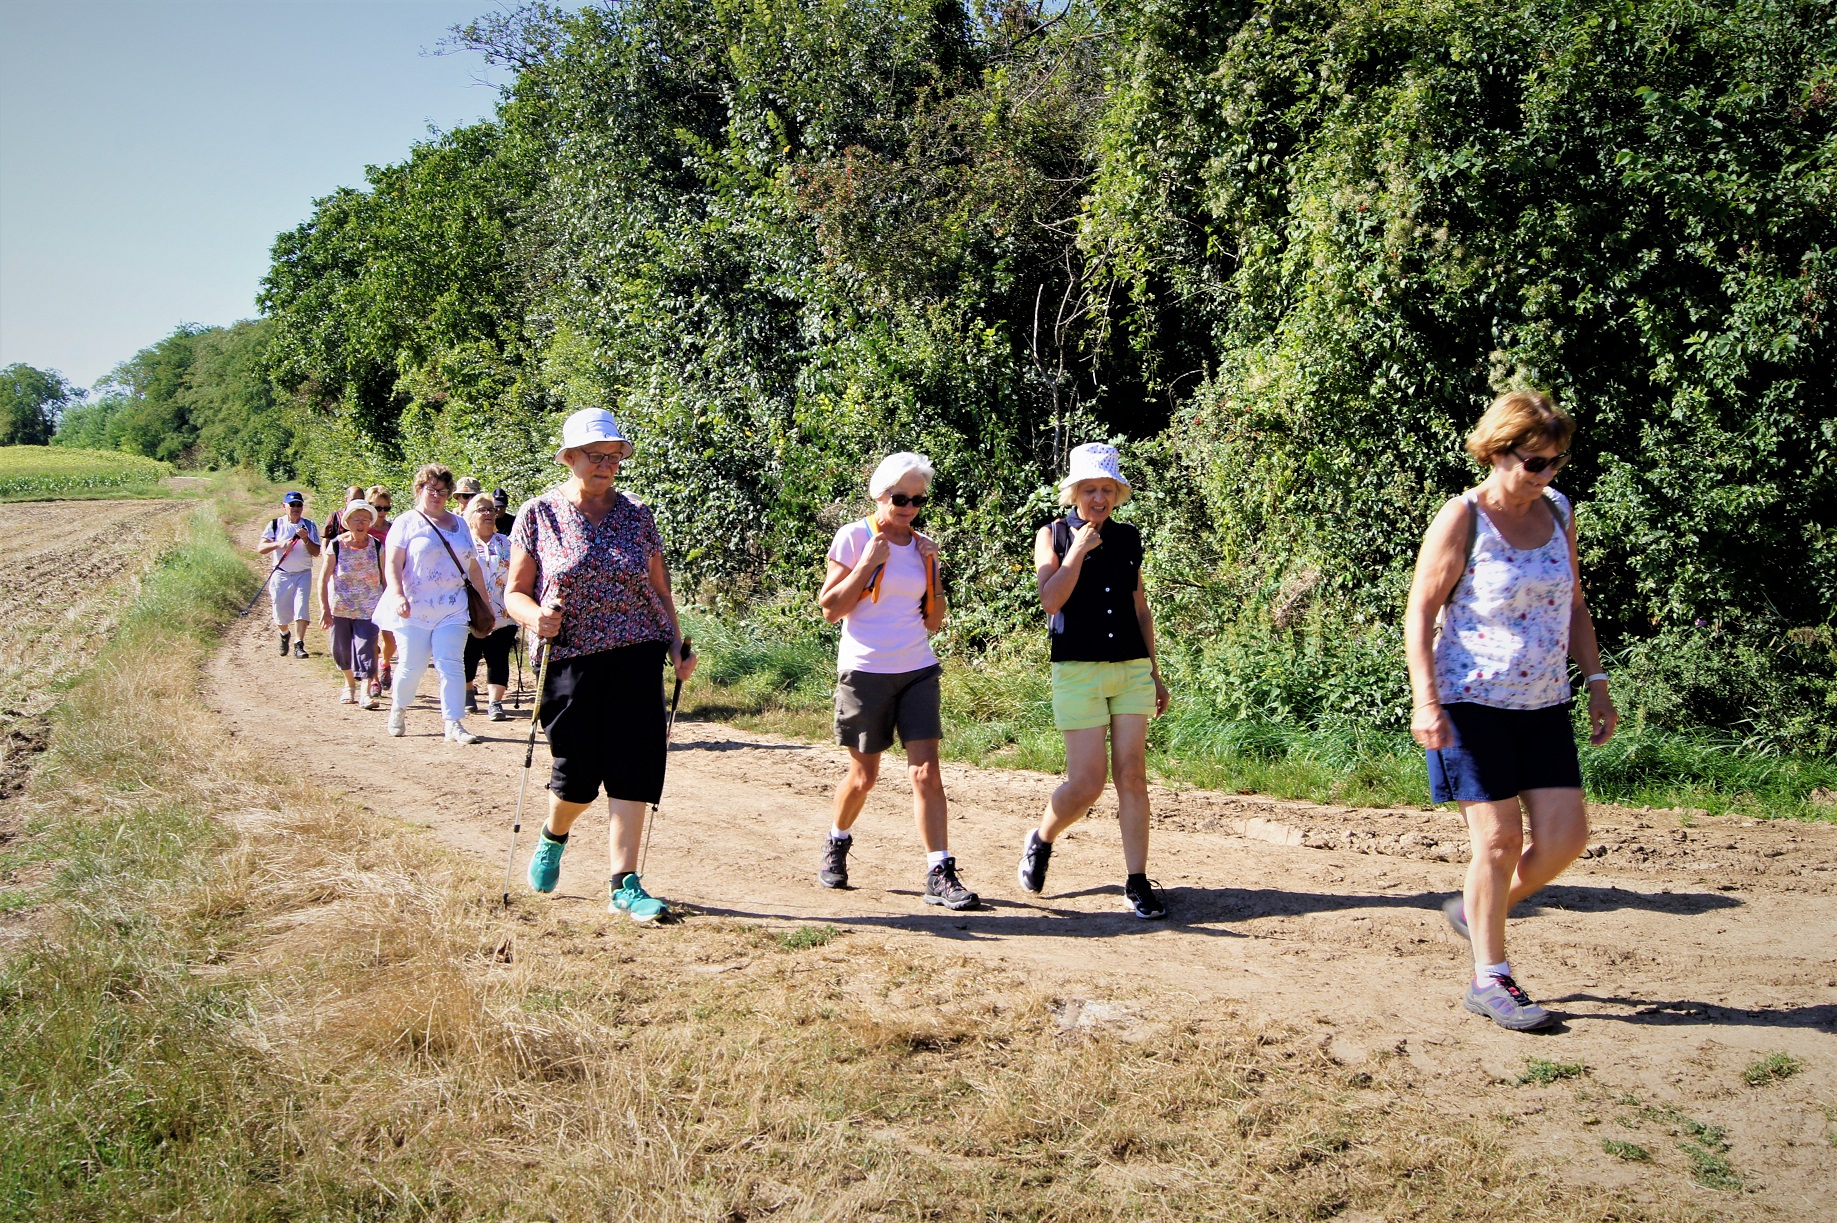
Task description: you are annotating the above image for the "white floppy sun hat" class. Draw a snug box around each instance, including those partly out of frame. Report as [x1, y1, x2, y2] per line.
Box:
[1058, 443, 1132, 505]
[555, 408, 632, 464]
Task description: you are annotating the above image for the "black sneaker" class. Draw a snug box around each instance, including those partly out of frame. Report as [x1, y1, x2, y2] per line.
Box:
[1124, 874, 1167, 920]
[465, 689, 478, 714]
[924, 857, 979, 910]
[818, 835, 851, 889]
[1017, 830, 1052, 894]
[293, 641, 308, 659]
[279, 631, 290, 656]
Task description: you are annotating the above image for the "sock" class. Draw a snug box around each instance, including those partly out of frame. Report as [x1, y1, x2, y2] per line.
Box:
[1476, 960, 1511, 985]
[926, 850, 949, 870]
[830, 826, 852, 841]
[1032, 828, 1053, 846]
[539, 827, 568, 845]
[1126, 872, 1149, 887]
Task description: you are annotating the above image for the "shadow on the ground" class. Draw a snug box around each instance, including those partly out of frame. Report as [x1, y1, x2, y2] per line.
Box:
[1548, 994, 1837, 1031]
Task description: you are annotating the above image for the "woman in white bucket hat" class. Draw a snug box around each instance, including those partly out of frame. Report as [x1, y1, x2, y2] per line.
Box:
[504, 408, 696, 924]
[814, 451, 978, 911]
[1017, 443, 1169, 919]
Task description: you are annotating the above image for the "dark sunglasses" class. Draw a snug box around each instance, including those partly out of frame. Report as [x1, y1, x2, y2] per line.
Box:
[1513, 449, 1571, 474]
[887, 493, 927, 508]
[371, 502, 392, 511]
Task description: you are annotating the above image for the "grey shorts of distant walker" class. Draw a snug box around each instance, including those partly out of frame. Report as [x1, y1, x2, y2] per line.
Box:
[834, 664, 942, 755]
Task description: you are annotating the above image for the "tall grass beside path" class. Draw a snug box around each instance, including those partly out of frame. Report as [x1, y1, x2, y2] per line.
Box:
[0, 503, 1666, 1220]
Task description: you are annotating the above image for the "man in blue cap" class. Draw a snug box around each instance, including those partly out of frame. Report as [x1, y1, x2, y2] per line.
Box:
[258, 491, 322, 657]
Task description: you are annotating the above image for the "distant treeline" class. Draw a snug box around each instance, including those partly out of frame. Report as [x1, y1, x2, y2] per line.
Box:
[41, 0, 1837, 752]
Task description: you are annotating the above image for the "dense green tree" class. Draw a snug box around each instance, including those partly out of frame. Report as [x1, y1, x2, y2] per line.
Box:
[0, 364, 79, 445]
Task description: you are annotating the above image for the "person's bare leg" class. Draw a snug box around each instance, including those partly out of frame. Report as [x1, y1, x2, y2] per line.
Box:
[543, 794, 593, 838]
[1109, 715, 1150, 875]
[1509, 788, 1589, 905]
[905, 738, 947, 853]
[488, 682, 508, 703]
[831, 748, 880, 833]
[607, 797, 647, 876]
[1040, 726, 1110, 841]
[1460, 799, 1525, 972]
[292, 618, 310, 644]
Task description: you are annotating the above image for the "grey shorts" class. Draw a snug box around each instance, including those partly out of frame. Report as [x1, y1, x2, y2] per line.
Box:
[834, 664, 942, 755]
[270, 569, 311, 624]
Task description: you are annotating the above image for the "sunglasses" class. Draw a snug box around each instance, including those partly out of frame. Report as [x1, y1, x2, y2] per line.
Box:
[581, 449, 627, 466]
[371, 502, 392, 511]
[885, 493, 927, 508]
[1513, 449, 1571, 475]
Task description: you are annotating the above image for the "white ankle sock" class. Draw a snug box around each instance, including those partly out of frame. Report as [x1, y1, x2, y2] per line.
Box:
[1476, 960, 1511, 984]
[830, 826, 851, 841]
[926, 850, 949, 870]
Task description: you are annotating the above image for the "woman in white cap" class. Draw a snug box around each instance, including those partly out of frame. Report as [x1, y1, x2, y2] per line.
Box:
[375, 464, 492, 744]
[506, 408, 696, 924]
[1017, 443, 1169, 919]
[814, 452, 978, 911]
[317, 498, 385, 708]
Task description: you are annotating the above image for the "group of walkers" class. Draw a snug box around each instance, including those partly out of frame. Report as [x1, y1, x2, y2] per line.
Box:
[262, 477, 522, 740]
[259, 389, 1620, 1033]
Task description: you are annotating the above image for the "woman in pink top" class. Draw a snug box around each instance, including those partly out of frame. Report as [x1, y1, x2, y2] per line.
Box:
[814, 452, 976, 911]
[1405, 390, 1618, 1032]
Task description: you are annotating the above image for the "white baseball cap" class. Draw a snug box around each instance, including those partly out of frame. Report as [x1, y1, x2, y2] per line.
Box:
[1058, 443, 1132, 504]
[555, 408, 632, 464]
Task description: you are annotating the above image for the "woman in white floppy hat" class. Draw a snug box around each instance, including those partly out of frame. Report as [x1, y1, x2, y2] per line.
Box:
[1018, 443, 1170, 919]
[814, 451, 978, 911]
[504, 407, 696, 924]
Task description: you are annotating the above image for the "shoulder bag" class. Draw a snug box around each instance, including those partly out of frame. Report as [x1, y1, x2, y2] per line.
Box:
[417, 511, 496, 638]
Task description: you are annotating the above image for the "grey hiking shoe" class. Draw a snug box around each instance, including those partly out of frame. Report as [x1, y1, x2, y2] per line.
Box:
[1016, 830, 1052, 894]
[923, 857, 978, 910]
[279, 631, 290, 656]
[1442, 895, 1470, 940]
[487, 700, 508, 722]
[1464, 975, 1553, 1031]
[293, 640, 308, 658]
[818, 835, 851, 889]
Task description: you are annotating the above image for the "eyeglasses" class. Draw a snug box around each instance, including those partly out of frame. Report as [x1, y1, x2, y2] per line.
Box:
[887, 493, 927, 508]
[1513, 449, 1571, 475]
[581, 449, 627, 467]
[371, 502, 391, 511]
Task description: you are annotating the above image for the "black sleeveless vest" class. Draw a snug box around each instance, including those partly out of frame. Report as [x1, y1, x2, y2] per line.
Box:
[1048, 515, 1147, 662]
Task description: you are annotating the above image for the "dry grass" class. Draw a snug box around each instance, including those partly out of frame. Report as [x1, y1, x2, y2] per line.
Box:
[0, 497, 1681, 1221]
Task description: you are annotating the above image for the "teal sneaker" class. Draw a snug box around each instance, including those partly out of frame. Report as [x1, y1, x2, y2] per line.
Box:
[609, 873, 669, 924]
[526, 832, 566, 893]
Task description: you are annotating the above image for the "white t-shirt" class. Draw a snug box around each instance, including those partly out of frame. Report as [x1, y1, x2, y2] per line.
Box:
[261, 516, 319, 574]
[376, 511, 475, 630]
[827, 519, 937, 675]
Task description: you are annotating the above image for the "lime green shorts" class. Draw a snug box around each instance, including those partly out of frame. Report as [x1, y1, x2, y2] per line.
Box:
[1051, 658, 1156, 731]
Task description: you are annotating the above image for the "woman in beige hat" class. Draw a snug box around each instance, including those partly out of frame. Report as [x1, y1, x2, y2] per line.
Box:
[1017, 443, 1169, 919]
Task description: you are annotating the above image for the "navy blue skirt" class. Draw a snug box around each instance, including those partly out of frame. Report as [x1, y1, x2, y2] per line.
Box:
[1427, 701, 1583, 804]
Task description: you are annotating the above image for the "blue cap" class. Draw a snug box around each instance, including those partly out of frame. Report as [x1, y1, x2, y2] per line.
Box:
[281, 491, 304, 505]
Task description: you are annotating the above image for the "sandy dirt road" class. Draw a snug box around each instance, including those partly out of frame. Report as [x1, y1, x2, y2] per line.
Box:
[206, 587, 1837, 1216]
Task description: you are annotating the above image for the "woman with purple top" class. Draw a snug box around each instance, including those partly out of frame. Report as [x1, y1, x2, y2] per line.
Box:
[507, 408, 695, 924]
[1405, 390, 1618, 1032]
[813, 451, 977, 912]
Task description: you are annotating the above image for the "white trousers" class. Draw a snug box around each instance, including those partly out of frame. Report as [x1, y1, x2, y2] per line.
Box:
[390, 619, 470, 721]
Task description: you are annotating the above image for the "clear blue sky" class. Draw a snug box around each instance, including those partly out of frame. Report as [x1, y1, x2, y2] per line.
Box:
[0, 0, 519, 389]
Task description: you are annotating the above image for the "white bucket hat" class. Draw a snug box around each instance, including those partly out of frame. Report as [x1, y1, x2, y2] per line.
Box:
[342, 498, 376, 523]
[555, 407, 632, 464]
[1058, 442, 1132, 505]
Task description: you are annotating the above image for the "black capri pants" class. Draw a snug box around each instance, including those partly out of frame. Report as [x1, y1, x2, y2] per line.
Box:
[464, 624, 519, 687]
[539, 640, 669, 805]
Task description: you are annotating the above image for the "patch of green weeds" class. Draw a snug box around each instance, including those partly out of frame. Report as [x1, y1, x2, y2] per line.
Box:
[1515, 1057, 1587, 1086]
[774, 925, 842, 951]
[1678, 1140, 1742, 1190]
[1601, 1139, 1649, 1162]
[1741, 1051, 1803, 1086]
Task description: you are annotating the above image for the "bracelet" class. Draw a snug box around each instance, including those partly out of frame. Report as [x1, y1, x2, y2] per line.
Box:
[1584, 672, 1608, 685]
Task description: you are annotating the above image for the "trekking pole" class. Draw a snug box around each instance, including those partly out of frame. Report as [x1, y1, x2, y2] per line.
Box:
[638, 635, 692, 880]
[502, 632, 552, 907]
[239, 533, 302, 616]
[514, 630, 525, 710]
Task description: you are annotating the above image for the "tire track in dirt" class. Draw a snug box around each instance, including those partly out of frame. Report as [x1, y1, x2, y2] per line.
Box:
[204, 544, 1837, 1215]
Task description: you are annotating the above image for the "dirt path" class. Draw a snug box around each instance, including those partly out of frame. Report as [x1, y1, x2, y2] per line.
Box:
[205, 586, 1837, 1215]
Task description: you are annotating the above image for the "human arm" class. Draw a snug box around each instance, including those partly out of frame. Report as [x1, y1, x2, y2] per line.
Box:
[1035, 521, 1102, 616]
[301, 521, 321, 559]
[504, 545, 562, 640]
[383, 536, 410, 623]
[1133, 572, 1169, 716]
[1563, 513, 1617, 747]
[914, 530, 947, 633]
[1403, 498, 1472, 750]
[817, 528, 891, 623]
[647, 550, 697, 682]
[318, 544, 336, 630]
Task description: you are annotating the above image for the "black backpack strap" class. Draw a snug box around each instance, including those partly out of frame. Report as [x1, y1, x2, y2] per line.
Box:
[1051, 517, 1073, 562]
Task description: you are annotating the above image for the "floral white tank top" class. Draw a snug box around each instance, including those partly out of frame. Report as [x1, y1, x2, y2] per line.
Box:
[1433, 489, 1575, 710]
